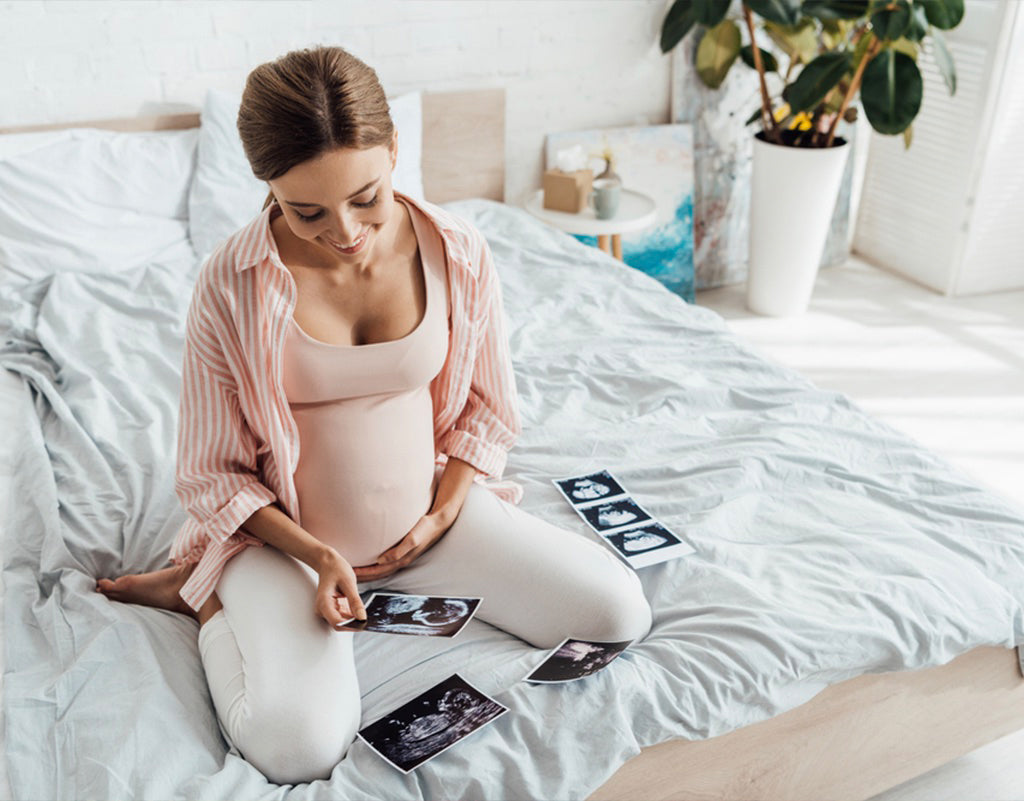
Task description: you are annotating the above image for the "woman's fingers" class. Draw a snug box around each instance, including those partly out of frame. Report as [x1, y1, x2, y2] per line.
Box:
[353, 557, 406, 581]
[316, 583, 366, 626]
[345, 585, 367, 621]
[314, 551, 369, 627]
[378, 534, 417, 563]
[318, 589, 346, 626]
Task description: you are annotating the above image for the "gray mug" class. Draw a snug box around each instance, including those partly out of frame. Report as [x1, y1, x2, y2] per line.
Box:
[588, 178, 621, 220]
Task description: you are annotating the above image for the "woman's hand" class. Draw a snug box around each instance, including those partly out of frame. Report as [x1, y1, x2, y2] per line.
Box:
[314, 547, 368, 627]
[353, 510, 454, 582]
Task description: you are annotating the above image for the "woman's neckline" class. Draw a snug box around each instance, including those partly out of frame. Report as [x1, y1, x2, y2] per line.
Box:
[288, 195, 429, 349]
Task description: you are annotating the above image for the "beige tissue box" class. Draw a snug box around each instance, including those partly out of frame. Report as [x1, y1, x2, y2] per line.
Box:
[542, 168, 593, 213]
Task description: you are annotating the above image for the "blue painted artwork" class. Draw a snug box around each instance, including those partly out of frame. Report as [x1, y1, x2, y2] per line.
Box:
[545, 124, 696, 302]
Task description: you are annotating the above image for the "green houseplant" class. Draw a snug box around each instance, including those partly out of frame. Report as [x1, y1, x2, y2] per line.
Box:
[659, 0, 965, 149]
[658, 0, 965, 315]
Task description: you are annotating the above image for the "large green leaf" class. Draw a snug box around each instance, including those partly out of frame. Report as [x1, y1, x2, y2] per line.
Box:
[890, 36, 919, 59]
[696, 19, 743, 88]
[918, 0, 964, 30]
[744, 0, 802, 26]
[870, 0, 911, 40]
[929, 28, 957, 95]
[904, 4, 929, 41]
[860, 48, 923, 134]
[764, 18, 819, 63]
[660, 0, 698, 53]
[782, 51, 853, 111]
[801, 0, 870, 22]
[740, 44, 780, 72]
[694, 0, 732, 26]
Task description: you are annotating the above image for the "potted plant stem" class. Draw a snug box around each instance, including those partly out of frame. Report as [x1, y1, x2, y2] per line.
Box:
[660, 0, 964, 315]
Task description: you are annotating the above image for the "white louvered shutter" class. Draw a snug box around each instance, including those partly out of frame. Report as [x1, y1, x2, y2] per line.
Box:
[853, 0, 1024, 296]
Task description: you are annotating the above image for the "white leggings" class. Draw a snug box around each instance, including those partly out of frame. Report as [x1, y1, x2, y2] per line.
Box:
[197, 479, 653, 785]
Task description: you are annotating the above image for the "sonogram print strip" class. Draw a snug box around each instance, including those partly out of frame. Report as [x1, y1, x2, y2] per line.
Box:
[552, 469, 695, 568]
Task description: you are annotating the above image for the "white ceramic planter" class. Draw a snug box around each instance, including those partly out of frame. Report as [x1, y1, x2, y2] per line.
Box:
[746, 133, 851, 316]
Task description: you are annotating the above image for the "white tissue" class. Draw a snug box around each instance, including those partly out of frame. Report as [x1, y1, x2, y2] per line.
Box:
[554, 144, 588, 173]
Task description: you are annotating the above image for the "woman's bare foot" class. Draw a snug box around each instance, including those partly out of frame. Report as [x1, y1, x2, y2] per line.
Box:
[96, 562, 198, 620]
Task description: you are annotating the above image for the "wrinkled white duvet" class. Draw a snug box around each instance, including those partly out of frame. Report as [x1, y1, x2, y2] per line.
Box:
[2, 198, 1023, 800]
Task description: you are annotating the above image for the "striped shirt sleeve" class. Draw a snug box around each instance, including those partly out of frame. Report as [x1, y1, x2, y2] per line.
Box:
[440, 232, 522, 478]
[173, 280, 277, 545]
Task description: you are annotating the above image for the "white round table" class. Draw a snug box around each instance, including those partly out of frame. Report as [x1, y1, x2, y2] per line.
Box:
[524, 187, 658, 260]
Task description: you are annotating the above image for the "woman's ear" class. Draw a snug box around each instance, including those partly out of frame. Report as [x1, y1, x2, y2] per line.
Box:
[261, 185, 277, 211]
[390, 129, 398, 170]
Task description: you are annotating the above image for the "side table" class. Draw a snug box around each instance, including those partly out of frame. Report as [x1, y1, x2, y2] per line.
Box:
[523, 188, 657, 260]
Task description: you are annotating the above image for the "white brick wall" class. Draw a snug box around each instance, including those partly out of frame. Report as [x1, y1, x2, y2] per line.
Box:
[0, 0, 671, 205]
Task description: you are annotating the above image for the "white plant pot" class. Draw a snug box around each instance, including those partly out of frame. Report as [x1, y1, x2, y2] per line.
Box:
[746, 132, 851, 316]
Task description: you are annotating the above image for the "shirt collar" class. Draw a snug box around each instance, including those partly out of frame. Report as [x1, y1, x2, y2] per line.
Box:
[233, 188, 468, 273]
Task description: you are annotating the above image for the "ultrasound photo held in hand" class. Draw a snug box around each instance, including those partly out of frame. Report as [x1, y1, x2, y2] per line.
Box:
[336, 592, 482, 637]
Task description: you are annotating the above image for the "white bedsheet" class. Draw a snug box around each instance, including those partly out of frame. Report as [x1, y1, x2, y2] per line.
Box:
[2, 198, 1023, 800]
[0, 368, 20, 801]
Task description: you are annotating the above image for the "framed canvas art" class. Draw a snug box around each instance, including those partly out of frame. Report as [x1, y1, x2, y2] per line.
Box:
[545, 123, 696, 302]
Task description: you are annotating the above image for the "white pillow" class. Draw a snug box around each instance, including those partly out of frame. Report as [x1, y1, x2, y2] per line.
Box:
[187, 89, 425, 260]
[0, 128, 198, 285]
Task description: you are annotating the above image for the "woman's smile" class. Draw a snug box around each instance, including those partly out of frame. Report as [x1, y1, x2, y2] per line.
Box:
[322, 228, 370, 254]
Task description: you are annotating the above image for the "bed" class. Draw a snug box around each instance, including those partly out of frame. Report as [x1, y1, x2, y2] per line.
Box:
[2, 87, 1023, 801]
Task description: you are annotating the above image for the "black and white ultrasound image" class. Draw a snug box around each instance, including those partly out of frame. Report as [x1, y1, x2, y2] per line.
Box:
[578, 496, 652, 533]
[554, 470, 627, 506]
[603, 522, 682, 557]
[525, 637, 633, 683]
[337, 592, 481, 637]
[358, 673, 508, 773]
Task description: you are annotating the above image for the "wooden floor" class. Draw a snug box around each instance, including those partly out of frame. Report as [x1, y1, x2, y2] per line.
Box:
[697, 254, 1024, 801]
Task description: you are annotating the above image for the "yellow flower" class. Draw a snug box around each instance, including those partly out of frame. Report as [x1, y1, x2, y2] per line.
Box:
[771, 104, 812, 131]
[790, 111, 813, 131]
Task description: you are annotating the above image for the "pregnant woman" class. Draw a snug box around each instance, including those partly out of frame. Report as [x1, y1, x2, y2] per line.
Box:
[97, 45, 652, 785]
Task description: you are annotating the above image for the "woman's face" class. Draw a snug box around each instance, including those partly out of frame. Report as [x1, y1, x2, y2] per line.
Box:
[267, 130, 398, 267]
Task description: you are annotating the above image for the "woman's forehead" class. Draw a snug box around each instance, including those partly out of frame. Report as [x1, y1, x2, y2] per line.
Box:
[271, 145, 392, 202]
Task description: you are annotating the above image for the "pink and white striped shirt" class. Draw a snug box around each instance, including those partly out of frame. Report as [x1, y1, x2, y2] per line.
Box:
[170, 190, 523, 611]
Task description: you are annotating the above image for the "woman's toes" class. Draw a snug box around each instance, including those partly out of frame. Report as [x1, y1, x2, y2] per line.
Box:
[96, 576, 131, 597]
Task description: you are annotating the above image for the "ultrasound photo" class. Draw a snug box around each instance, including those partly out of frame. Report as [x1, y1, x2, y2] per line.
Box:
[336, 593, 481, 637]
[525, 637, 633, 683]
[576, 496, 653, 533]
[358, 673, 508, 773]
[601, 521, 696, 569]
[553, 469, 628, 507]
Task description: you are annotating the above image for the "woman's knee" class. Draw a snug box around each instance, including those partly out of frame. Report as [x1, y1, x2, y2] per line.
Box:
[206, 547, 363, 785]
[231, 695, 360, 785]
[574, 568, 653, 644]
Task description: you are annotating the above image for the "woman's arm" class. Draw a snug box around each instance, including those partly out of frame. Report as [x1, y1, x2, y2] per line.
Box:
[438, 233, 522, 479]
[175, 294, 278, 547]
[175, 275, 365, 623]
[241, 503, 368, 624]
[427, 455, 478, 527]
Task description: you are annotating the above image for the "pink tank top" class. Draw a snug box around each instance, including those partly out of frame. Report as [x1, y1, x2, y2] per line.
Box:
[282, 197, 450, 567]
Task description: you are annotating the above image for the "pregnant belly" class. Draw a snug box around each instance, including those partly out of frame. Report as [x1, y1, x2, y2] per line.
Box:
[290, 389, 437, 567]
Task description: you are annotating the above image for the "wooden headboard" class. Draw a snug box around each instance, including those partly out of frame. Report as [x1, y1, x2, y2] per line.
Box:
[0, 88, 506, 205]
